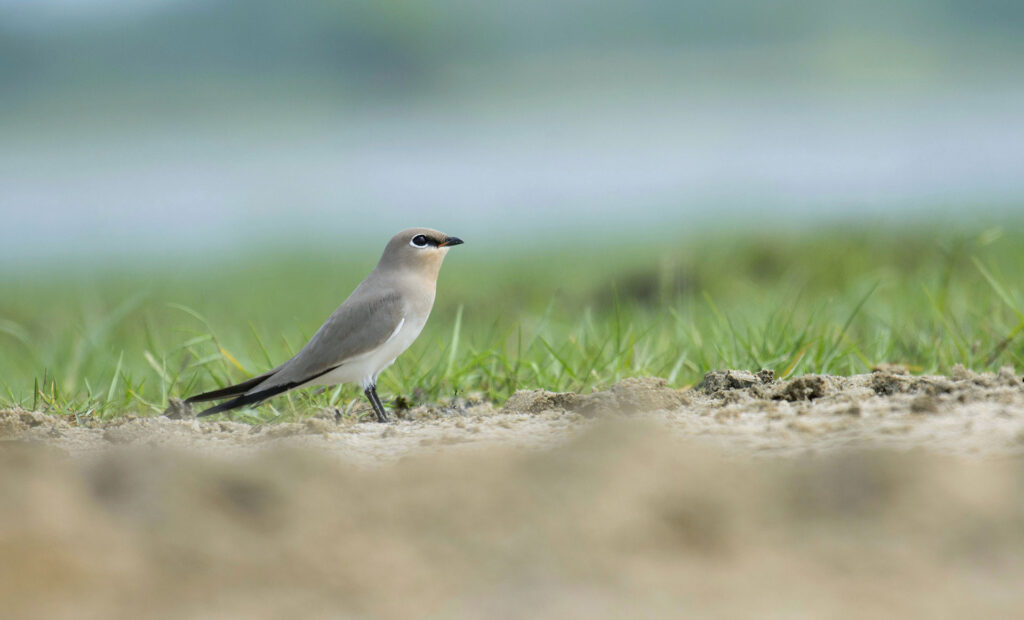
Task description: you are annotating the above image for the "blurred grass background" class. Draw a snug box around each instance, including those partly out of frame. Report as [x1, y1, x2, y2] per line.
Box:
[2, 223, 1021, 419]
[2, 0, 1023, 263]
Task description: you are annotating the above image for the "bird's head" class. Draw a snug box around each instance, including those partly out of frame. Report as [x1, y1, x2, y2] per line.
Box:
[377, 227, 464, 279]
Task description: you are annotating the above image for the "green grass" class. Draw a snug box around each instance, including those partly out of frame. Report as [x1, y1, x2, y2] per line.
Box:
[2, 223, 1023, 422]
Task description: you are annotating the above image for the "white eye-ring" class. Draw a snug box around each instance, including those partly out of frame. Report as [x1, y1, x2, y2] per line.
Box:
[410, 234, 429, 248]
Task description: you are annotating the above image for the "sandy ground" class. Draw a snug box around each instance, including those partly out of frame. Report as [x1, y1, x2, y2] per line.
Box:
[2, 366, 1024, 618]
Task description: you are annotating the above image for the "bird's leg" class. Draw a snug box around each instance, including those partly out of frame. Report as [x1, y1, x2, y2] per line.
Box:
[364, 385, 390, 423]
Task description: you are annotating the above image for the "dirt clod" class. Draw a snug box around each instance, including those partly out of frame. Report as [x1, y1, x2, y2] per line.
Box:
[607, 377, 690, 413]
[162, 398, 194, 420]
[872, 363, 910, 375]
[503, 389, 579, 414]
[998, 366, 1021, 388]
[870, 371, 909, 396]
[0, 413, 29, 438]
[699, 369, 774, 394]
[506, 378, 689, 417]
[773, 375, 829, 401]
[951, 364, 975, 382]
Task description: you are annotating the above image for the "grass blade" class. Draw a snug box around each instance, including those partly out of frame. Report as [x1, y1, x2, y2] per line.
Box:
[106, 351, 124, 404]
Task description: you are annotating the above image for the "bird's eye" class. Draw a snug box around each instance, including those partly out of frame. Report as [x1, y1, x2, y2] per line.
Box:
[410, 234, 429, 248]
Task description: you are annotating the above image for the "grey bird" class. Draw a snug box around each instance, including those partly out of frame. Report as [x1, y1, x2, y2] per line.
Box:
[185, 228, 464, 421]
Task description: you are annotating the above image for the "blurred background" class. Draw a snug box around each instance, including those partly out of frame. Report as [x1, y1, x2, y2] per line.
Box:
[1, 0, 1023, 411]
[1, 0, 1022, 263]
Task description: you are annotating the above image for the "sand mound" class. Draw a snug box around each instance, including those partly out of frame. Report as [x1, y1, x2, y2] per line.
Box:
[3, 420, 1024, 618]
[503, 376, 690, 416]
[3, 369, 1024, 617]
[2, 367, 1023, 461]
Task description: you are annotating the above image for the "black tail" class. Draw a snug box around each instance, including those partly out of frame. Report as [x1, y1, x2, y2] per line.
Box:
[195, 383, 294, 417]
[191, 364, 342, 417]
[185, 372, 275, 404]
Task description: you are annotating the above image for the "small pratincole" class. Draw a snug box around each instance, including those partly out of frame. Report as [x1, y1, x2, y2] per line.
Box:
[185, 228, 464, 422]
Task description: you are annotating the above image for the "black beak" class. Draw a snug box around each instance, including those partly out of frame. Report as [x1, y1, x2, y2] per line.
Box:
[439, 236, 464, 247]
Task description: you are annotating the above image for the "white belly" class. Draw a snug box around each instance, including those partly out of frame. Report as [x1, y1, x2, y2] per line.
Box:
[308, 315, 426, 390]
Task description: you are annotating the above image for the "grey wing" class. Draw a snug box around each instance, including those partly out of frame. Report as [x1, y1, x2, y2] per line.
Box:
[249, 289, 406, 392]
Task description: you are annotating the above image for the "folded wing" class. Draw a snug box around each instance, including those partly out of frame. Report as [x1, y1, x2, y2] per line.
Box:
[189, 289, 406, 416]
